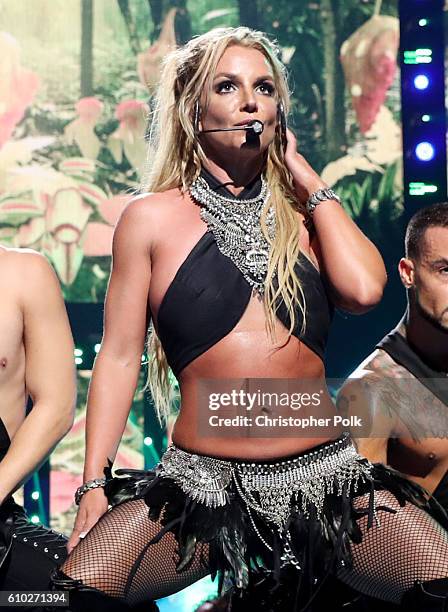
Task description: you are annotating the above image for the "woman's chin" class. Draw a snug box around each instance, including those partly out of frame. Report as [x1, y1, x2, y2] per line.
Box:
[202, 132, 273, 151]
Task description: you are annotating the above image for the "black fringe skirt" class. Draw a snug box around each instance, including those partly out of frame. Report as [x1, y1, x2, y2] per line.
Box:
[103, 435, 448, 610]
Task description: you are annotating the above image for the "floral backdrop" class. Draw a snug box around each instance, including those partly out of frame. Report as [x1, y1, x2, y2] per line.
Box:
[0, 0, 401, 535]
[0, 0, 402, 302]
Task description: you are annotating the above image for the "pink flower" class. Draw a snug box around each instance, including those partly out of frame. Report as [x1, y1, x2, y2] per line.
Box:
[64, 97, 104, 159]
[340, 16, 399, 134]
[2, 164, 110, 284]
[0, 32, 39, 148]
[108, 100, 148, 174]
[115, 100, 146, 122]
[137, 8, 177, 94]
[75, 97, 104, 121]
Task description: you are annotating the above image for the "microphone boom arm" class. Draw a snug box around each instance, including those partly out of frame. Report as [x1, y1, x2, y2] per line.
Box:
[201, 120, 264, 135]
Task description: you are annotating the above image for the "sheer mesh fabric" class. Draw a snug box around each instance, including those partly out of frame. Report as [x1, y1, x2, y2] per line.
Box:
[61, 499, 210, 606]
[61, 492, 448, 606]
[338, 490, 448, 603]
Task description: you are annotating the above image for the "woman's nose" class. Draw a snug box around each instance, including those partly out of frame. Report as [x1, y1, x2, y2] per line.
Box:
[239, 89, 258, 112]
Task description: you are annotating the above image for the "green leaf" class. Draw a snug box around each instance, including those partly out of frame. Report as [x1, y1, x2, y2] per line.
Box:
[0, 210, 43, 227]
[377, 163, 397, 204]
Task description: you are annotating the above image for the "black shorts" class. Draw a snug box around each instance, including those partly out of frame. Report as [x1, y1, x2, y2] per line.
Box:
[0, 497, 67, 609]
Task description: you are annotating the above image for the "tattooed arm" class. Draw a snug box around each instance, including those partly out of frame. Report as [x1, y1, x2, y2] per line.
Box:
[337, 371, 398, 462]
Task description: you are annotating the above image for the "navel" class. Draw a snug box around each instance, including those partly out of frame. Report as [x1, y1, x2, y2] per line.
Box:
[0, 357, 7, 369]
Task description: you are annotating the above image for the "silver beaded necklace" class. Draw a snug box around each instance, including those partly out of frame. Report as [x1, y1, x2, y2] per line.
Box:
[189, 174, 276, 295]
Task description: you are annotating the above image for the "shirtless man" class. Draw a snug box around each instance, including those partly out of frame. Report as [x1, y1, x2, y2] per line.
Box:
[338, 202, 448, 508]
[0, 246, 76, 592]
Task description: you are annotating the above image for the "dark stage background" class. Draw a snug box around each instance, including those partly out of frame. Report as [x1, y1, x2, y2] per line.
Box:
[0, 0, 435, 608]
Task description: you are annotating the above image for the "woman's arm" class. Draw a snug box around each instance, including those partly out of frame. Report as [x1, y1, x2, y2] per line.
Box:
[68, 195, 155, 552]
[83, 196, 154, 482]
[285, 130, 387, 314]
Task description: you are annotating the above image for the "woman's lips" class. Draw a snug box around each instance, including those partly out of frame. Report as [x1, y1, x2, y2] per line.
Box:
[234, 120, 259, 126]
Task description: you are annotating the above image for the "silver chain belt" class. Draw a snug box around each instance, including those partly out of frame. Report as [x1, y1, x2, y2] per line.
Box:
[158, 435, 372, 567]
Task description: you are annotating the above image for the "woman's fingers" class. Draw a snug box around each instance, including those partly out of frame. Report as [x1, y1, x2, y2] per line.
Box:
[67, 512, 100, 553]
[66, 491, 108, 554]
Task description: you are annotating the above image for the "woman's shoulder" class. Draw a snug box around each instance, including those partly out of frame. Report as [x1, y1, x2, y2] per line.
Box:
[117, 187, 184, 229]
[124, 187, 183, 214]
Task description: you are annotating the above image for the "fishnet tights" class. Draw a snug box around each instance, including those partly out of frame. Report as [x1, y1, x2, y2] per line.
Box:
[338, 490, 448, 603]
[62, 493, 448, 606]
[62, 499, 209, 606]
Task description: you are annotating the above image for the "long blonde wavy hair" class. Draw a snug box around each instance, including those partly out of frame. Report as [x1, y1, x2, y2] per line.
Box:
[144, 27, 309, 425]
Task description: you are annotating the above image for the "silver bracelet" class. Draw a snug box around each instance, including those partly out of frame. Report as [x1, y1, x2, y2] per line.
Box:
[306, 188, 341, 216]
[75, 478, 107, 505]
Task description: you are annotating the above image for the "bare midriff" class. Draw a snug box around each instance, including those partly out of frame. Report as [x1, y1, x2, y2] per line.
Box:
[170, 296, 340, 460]
[149, 191, 340, 461]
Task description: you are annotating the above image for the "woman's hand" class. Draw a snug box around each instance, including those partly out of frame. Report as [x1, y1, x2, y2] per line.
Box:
[283, 128, 328, 203]
[67, 487, 109, 554]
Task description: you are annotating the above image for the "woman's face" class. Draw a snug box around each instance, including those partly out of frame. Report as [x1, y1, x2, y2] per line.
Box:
[199, 45, 279, 157]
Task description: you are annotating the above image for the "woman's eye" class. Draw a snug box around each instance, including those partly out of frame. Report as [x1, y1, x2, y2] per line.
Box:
[216, 81, 235, 93]
[258, 82, 275, 95]
[215, 81, 275, 95]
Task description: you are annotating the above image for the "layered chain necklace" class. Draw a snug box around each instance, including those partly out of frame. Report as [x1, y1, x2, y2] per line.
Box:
[189, 174, 276, 295]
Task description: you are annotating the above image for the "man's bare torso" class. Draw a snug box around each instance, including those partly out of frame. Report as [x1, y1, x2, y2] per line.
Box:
[0, 247, 28, 441]
[346, 343, 448, 494]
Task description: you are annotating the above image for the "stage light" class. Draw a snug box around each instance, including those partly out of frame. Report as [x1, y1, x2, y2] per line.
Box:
[94, 343, 101, 353]
[418, 18, 428, 27]
[75, 357, 83, 365]
[30, 515, 40, 524]
[415, 142, 435, 161]
[404, 49, 432, 64]
[421, 114, 431, 122]
[31, 491, 40, 500]
[414, 74, 430, 89]
[144, 436, 153, 446]
[409, 182, 438, 196]
[74, 348, 83, 357]
[157, 576, 217, 612]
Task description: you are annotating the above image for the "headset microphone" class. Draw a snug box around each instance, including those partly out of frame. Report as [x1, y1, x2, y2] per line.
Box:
[201, 120, 264, 135]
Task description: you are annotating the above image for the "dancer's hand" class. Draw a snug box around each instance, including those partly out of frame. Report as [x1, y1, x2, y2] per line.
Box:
[67, 487, 109, 554]
[283, 128, 327, 203]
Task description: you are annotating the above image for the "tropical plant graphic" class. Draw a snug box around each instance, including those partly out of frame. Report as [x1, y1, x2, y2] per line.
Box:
[0, 0, 402, 302]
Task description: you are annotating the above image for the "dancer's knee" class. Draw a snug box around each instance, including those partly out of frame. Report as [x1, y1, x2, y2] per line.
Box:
[50, 568, 132, 611]
[54, 562, 120, 599]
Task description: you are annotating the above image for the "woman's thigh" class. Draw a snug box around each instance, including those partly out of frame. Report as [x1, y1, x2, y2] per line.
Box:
[338, 490, 448, 603]
[62, 498, 210, 605]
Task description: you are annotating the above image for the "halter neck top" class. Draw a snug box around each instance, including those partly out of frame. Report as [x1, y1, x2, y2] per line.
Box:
[154, 169, 334, 377]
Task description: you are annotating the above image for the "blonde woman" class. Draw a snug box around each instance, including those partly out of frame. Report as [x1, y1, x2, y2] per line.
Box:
[52, 27, 448, 612]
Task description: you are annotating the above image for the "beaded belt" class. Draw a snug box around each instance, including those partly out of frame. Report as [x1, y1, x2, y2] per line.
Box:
[159, 435, 372, 568]
[160, 435, 371, 524]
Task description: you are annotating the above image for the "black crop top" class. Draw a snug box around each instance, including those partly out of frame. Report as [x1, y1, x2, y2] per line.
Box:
[154, 169, 334, 377]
